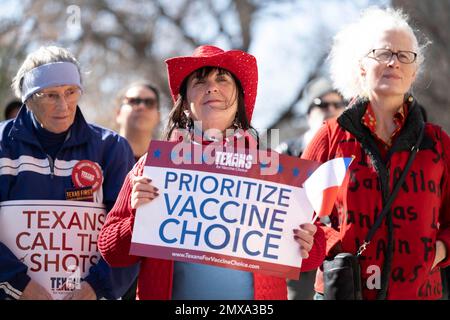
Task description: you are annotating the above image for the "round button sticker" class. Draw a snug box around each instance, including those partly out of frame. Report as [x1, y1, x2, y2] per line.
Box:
[72, 160, 103, 192]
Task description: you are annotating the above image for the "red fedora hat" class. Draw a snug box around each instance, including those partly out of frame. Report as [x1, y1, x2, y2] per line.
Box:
[165, 45, 258, 122]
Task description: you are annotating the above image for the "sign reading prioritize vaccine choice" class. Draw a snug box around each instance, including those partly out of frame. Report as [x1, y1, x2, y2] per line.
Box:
[131, 140, 351, 279]
[0, 200, 105, 299]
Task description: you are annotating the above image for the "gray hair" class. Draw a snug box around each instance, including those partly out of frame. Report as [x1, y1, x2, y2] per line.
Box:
[11, 46, 81, 99]
[329, 7, 428, 99]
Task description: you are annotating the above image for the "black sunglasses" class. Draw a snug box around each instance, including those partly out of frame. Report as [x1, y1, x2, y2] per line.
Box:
[312, 98, 345, 109]
[124, 97, 158, 109]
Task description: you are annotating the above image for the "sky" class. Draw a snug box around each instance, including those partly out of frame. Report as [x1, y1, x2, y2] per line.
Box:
[0, 0, 390, 131]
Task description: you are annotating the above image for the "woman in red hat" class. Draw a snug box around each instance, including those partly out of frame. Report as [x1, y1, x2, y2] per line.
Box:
[98, 45, 325, 300]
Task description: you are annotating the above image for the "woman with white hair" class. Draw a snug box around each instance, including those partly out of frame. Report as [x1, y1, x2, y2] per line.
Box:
[0, 46, 138, 300]
[302, 7, 450, 299]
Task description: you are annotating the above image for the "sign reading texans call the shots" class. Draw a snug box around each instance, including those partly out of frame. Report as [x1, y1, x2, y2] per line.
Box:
[130, 140, 350, 279]
[0, 200, 106, 300]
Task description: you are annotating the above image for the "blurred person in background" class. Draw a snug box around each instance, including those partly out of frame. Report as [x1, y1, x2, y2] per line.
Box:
[116, 81, 161, 163]
[114, 81, 161, 299]
[276, 78, 345, 300]
[276, 78, 345, 158]
[3, 100, 22, 120]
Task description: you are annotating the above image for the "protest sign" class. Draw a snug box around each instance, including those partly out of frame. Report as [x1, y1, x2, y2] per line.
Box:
[130, 140, 350, 279]
[0, 200, 105, 299]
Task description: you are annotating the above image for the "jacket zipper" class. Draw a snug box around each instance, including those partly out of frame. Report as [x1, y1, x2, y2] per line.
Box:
[45, 133, 71, 179]
[47, 154, 55, 179]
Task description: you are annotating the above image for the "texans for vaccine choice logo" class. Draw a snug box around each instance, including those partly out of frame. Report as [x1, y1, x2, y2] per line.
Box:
[72, 160, 103, 191]
[215, 151, 253, 171]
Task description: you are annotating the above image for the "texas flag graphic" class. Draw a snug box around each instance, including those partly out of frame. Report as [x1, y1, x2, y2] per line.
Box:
[304, 157, 353, 222]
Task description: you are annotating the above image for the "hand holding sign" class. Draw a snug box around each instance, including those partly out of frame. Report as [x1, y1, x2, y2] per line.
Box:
[20, 280, 53, 300]
[293, 223, 317, 259]
[132, 172, 319, 260]
[130, 141, 351, 279]
[131, 176, 160, 209]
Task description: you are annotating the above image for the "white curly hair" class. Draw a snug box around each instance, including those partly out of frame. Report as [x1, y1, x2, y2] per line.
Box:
[328, 6, 427, 100]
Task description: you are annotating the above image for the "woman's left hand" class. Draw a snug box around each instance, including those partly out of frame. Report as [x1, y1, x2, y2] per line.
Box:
[293, 223, 317, 259]
[432, 240, 447, 270]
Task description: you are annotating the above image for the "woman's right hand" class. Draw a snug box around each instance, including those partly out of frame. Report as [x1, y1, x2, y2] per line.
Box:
[131, 176, 159, 209]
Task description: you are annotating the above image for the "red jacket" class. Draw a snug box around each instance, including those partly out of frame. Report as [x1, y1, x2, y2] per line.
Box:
[302, 97, 450, 300]
[99, 152, 326, 300]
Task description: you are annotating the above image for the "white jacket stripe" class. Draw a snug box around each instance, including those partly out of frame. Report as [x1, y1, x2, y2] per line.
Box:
[0, 156, 97, 177]
[0, 282, 22, 299]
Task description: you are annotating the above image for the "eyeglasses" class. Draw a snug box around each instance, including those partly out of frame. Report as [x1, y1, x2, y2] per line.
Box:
[367, 48, 417, 64]
[312, 98, 345, 109]
[33, 87, 81, 105]
[123, 97, 158, 109]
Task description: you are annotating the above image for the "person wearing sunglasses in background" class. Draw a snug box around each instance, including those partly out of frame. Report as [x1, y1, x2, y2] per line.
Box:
[116, 81, 161, 163]
[302, 79, 346, 155]
[275, 77, 345, 158]
[275, 77, 345, 300]
[114, 81, 161, 299]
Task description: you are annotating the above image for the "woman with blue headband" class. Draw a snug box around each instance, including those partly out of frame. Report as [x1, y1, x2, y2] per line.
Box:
[0, 46, 138, 300]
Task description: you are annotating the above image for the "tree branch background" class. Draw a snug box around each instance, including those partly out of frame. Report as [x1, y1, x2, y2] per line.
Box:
[1, 0, 448, 142]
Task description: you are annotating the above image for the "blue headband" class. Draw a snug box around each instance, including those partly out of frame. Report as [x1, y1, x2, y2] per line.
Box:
[21, 62, 82, 102]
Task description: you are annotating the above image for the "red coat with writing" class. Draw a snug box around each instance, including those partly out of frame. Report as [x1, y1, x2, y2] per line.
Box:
[303, 97, 450, 299]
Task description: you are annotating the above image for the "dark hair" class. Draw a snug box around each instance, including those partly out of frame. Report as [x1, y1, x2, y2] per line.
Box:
[4, 100, 22, 120]
[163, 67, 257, 141]
[115, 81, 160, 110]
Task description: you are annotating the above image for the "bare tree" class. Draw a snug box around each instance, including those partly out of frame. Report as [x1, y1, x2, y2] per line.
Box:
[0, 0, 350, 139]
[0, 0, 265, 126]
[392, 0, 450, 132]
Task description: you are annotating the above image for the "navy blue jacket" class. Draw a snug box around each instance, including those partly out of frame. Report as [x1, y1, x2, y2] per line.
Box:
[0, 106, 138, 299]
